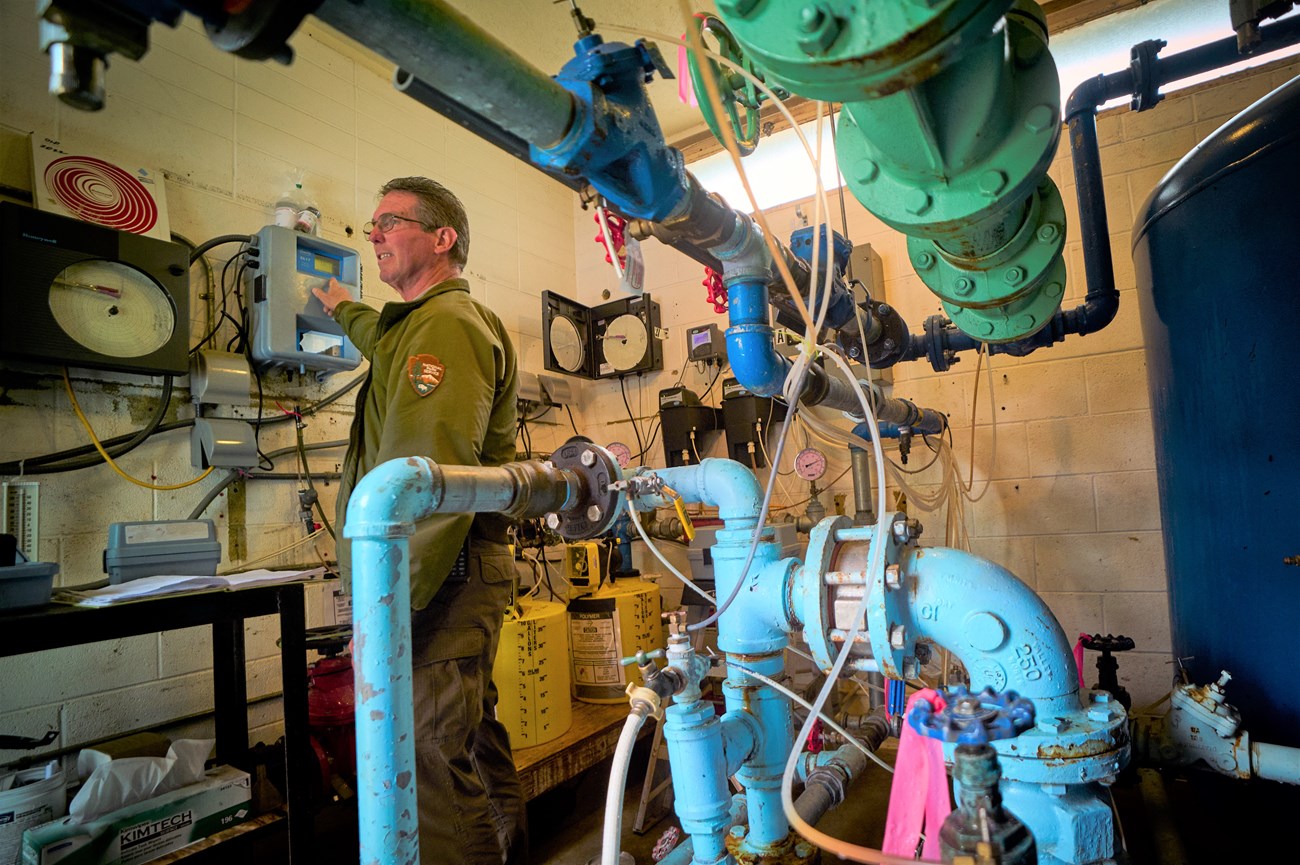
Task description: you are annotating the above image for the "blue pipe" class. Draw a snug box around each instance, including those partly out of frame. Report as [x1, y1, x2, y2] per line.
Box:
[722, 654, 791, 848]
[345, 456, 445, 865]
[663, 701, 733, 862]
[900, 546, 1079, 718]
[641, 458, 762, 524]
[644, 459, 801, 858]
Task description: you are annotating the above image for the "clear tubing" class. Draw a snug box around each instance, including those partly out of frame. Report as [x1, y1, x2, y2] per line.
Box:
[780, 347, 931, 865]
[625, 498, 716, 604]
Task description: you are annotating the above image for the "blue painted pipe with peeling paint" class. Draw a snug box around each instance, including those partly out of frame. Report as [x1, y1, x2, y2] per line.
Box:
[344, 455, 583, 865]
[345, 457, 442, 865]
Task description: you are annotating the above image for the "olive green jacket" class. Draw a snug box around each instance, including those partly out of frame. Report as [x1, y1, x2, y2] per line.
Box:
[334, 277, 518, 609]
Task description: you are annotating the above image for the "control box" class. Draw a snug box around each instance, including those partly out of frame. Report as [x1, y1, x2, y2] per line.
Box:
[246, 225, 362, 375]
[686, 323, 726, 363]
[104, 519, 221, 584]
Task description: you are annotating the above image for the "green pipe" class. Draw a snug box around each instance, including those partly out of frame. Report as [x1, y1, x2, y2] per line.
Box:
[719, 0, 1067, 344]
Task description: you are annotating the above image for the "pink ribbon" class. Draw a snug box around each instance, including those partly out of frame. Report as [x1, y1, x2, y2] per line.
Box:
[1075, 633, 1090, 690]
[882, 689, 951, 860]
[677, 36, 697, 107]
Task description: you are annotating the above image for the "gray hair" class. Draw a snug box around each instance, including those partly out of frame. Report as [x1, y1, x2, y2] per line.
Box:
[379, 176, 469, 268]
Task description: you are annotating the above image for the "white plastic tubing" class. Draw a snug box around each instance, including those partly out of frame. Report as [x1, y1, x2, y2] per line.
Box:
[603, 707, 651, 865]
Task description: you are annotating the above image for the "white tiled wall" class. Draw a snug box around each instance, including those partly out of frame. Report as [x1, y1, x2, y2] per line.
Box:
[0, 10, 579, 764]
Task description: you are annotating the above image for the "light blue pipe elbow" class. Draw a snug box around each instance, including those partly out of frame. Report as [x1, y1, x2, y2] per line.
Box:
[346, 457, 443, 865]
[903, 546, 1080, 716]
[649, 459, 762, 525]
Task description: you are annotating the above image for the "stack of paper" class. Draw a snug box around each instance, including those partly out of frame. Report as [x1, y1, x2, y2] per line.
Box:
[56, 567, 325, 607]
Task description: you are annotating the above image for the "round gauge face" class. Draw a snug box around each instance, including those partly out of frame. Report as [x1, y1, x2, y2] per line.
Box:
[600, 313, 648, 371]
[607, 441, 632, 468]
[49, 260, 175, 358]
[549, 314, 585, 372]
[793, 447, 828, 481]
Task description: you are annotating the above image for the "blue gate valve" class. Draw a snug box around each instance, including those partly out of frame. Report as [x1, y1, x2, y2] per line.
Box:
[909, 686, 1036, 745]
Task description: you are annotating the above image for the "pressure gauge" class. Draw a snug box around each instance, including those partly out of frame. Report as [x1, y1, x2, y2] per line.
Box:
[607, 441, 632, 468]
[794, 447, 827, 481]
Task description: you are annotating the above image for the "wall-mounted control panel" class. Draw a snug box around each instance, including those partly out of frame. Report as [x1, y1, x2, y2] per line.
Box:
[246, 225, 361, 375]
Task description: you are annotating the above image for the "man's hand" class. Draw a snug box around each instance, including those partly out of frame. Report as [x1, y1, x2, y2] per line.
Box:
[311, 278, 353, 317]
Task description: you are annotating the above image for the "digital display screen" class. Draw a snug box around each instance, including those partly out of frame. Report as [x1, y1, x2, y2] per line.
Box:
[692, 330, 710, 348]
[313, 253, 341, 276]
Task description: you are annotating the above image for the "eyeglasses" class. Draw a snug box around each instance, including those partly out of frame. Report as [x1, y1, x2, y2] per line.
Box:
[363, 213, 430, 237]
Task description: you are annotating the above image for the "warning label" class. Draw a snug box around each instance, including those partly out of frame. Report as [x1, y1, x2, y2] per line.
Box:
[569, 608, 625, 694]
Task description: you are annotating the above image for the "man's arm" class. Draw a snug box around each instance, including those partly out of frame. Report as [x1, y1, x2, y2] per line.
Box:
[314, 277, 380, 358]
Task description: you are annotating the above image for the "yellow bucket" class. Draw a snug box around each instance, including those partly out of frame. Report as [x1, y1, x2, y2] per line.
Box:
[567, 579, 663, 704]
[493, 599, 572, 748]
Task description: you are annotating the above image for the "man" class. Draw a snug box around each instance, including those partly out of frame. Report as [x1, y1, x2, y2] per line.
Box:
[312, 177, 525, 865]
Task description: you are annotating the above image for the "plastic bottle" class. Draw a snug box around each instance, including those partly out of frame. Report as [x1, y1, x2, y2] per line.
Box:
[275, 176, 304, 229]
[294, 185, 321, 236]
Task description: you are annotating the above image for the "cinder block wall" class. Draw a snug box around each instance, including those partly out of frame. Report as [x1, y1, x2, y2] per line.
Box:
[0, 10, 579, 766]
[572, 56, 1300, 711]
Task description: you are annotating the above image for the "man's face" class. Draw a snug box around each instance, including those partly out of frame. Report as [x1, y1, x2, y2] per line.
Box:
[369, 190, 440, 292]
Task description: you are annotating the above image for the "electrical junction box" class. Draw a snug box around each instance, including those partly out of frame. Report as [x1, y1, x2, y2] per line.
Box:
[245, 225, 362, 375]
[103, 520, 221, 584]
[686, 323, 725, 363]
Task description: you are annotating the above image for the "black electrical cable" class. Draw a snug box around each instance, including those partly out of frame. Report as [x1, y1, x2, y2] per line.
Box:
[251, 365, 273, 470]
[187, 439, 348, 520]
[700, 361, 726, 403]
[0, 375, 176, 476]
[565, 404, 579, 436]
[189, 234, 252, 266]
[172, 231, 216, 344]
[191, 249, 249, 353]
[618, 375, 645, 459]
[2, 369, 363, 477]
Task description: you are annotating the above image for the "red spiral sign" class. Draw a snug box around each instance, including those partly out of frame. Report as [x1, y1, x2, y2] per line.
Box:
[43, 155, 158, 235]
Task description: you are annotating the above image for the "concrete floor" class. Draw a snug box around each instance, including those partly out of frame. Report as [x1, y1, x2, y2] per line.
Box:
[219, 727, 1300, 864]
[527, 730, 899, 865]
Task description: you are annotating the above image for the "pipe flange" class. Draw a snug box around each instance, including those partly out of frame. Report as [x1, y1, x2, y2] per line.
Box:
[792, 515, 852, 670]
[864, 299, 909, 367]
[546, 438, 621, 540]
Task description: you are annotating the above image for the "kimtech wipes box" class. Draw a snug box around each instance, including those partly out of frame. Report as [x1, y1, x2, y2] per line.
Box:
[21, 766, 250, 865]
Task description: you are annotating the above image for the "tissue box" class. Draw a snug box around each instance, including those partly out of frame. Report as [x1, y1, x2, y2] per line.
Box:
[22, 766, 250, 865]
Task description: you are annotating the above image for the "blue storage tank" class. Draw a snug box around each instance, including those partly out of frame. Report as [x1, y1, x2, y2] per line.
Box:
[1132, 74, 1300, 748]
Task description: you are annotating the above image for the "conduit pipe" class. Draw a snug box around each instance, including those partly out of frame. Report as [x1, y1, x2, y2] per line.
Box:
[317, 0, 573, 148]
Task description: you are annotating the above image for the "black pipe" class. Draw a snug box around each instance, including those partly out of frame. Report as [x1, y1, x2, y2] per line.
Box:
[898, 15, 1300, 372]
[794, 711, 891, 824]
[393, 69, 586, 195]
